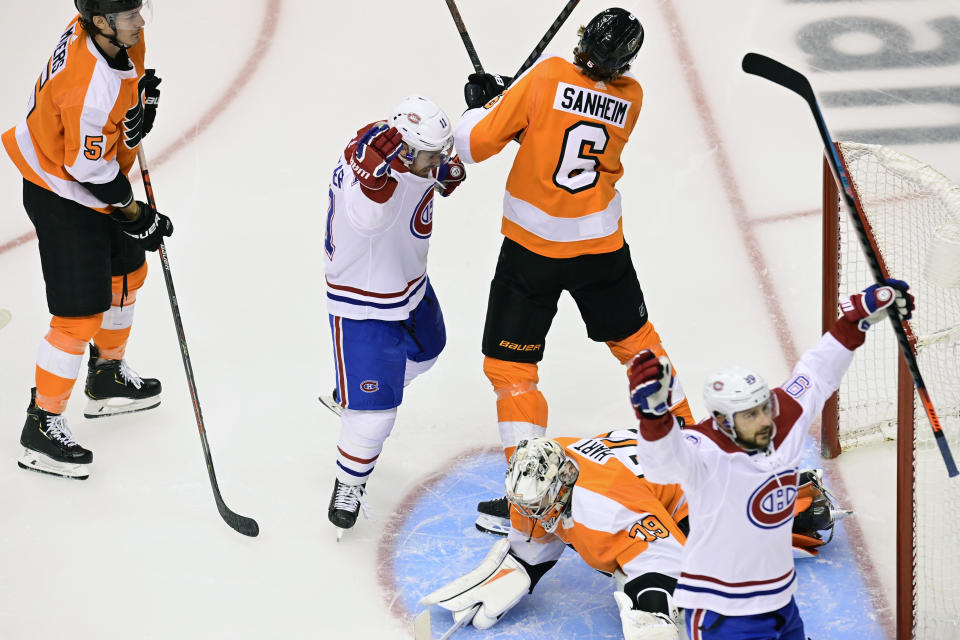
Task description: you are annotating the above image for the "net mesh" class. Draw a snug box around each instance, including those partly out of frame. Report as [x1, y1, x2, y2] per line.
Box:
[835, 141, 960, 637]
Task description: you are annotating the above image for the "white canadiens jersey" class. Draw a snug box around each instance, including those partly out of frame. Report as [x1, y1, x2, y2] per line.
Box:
[634, 331, 855, 616]
[323, 124, 437, 321]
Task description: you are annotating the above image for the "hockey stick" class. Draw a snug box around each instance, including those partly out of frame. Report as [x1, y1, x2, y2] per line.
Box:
[136, 147, 262, 534]
[413, 604, 480, 640]
[443, 0, 484, 74]
[742, 52, 959, 478]
[513, 0, 581, 79]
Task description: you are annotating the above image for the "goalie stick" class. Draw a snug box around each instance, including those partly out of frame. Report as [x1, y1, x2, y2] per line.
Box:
[413, 604, 481, 640]
[137, 147, 261, 535]
[742, 52, 959, 478]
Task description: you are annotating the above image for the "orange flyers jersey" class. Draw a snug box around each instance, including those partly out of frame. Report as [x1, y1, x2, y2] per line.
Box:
[453, 56, 643, 258]
[2, 16, 146, 213]
[507, 430, 687, 581]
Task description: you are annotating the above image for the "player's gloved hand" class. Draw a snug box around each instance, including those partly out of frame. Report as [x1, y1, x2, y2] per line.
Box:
[419, 539, 530, 630]
[435, 155, 466, 197]
[841, 278, 914, 331]
[140, 69, 161, 138]
[111, 201, 173, 252]
[464, 73, 513, 109]
[350, 123, 404, 191]
[628, 349, 675, 419]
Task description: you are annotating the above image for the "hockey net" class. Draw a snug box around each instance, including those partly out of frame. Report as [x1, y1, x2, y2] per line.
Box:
[821, 141, 960, 639]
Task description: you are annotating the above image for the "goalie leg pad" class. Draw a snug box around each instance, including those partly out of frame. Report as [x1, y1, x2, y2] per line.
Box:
[419, 538, 531, 630]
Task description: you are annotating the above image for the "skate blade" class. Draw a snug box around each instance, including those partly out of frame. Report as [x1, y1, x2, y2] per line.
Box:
[18, 450, 89, 480]
[84, 396, 160, 419]
[475, 514, 510, 536]
[335, 526, 347, 542]
[318, 394, 343, 417]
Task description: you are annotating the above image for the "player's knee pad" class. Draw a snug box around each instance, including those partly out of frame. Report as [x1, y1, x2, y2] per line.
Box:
[404, 356, 438, 387]
[339, 408, 398, 450]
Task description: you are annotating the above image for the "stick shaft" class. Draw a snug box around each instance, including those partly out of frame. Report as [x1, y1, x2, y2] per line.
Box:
[443, 0, 484, 73]
[514, 0, 581, 79]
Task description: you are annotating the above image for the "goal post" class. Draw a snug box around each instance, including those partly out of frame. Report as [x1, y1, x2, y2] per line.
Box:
[820, 141, 960, 639]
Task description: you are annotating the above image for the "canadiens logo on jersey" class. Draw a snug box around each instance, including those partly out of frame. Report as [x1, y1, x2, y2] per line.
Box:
[747, 469, 799, 529]
[410, 187, 434, 239]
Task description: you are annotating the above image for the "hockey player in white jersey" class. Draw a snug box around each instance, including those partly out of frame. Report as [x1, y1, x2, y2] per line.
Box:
[626, 279, 914, 639]
[323, 95, 466, 537]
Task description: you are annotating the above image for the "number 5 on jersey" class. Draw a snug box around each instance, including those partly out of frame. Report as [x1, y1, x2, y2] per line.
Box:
[553, 121, 609, 193]
[83, 135, 104, 160]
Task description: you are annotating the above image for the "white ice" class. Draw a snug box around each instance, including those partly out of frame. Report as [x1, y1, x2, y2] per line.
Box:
[1, 1, 959, 638]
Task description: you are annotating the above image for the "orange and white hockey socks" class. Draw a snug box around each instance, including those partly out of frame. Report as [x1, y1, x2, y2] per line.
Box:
[483, 357, 548, 460]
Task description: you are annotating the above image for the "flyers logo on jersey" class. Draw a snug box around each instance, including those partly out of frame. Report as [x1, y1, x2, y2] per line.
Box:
[747, 470, 799, 530]
[409, 186, 434, 239]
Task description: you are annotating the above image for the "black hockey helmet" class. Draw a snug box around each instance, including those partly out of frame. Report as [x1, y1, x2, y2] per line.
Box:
[575, 8, 644, 78]
[75, 0, 142, 22]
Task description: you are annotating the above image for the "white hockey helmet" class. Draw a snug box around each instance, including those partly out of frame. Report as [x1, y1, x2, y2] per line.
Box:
[505, 438, 579, 534]
[702, 365, 778, 443]
[389, 95, 454, 166]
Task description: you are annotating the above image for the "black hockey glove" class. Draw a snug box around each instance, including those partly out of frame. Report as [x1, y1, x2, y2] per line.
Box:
[141, 69, 161, 137]
[112, 201, 173, 252]
[464, 73, 513, 109]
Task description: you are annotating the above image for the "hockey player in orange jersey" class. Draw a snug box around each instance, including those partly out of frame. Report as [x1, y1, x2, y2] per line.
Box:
[421, 434, 688, 639]
[452, 8, 695, 531]
[2, 0, 172, 480]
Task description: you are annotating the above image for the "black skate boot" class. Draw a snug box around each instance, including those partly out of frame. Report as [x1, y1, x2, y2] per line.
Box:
[328, 478, 367, 540]
[18, 388, 92, 480]
[83, 344, 161, 418]
[475, 496, 511, 536]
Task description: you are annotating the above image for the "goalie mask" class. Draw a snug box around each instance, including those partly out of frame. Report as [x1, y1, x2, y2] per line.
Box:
[389, 95, 454, 167]
[703, 365, 779, 447]
[505, 438, 579, 534]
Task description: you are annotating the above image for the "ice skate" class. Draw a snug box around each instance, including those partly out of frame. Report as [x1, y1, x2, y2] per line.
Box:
[328, 478, 368, 540]
[83, 344, 161, 418]
[475, 495, 511, 536]
[18, 388, 92, 480]
[318, 388, 343, 417]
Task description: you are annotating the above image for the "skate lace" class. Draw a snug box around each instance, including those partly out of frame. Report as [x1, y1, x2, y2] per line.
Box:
[118, 360, 144, 389]
[334, 484, 372, 520]
[45, 415, 79, 447]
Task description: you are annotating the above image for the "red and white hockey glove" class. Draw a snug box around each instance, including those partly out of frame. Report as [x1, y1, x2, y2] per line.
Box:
[435, 155, 466, 197]
[349, 123, 403, 191]
[627, 349, 675, 419]
[841, 278, 914, 332]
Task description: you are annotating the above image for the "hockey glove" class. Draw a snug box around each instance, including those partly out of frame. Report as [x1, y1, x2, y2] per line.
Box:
[140, 69, 161, 138]
[112, 201, 173, 252]
[464, 73, 513, 109]
[350, 123, 403, 191]
[419, 538, 530, 630]
[628, 349, 675, 419]
[841, 278, 914, 332]
[435, 155, 466, 197]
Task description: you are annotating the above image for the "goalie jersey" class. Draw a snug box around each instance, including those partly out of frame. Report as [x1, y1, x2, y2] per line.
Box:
[507, 431, 687, 581]
[634, 330, 856, 616]
[2, 16, 146, 212]
[453, 55, 643, 259]
[323, 123, 437, 321]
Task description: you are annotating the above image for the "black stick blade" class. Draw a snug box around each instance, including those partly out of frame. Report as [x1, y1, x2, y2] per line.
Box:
[218, 501, 260, 537]
[742, 52, 815, 103]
